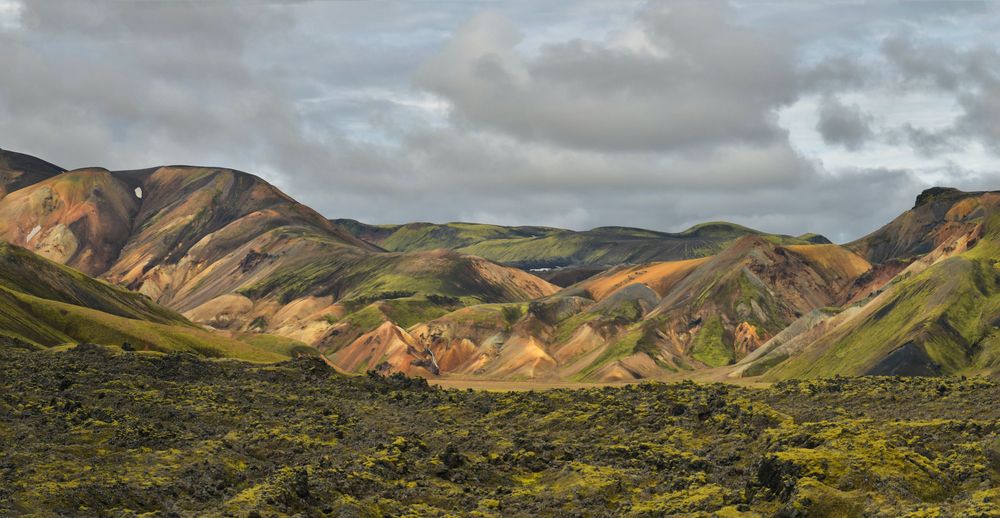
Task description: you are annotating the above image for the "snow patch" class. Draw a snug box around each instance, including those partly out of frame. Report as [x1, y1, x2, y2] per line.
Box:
[25, 225, 41, 243]
[134, 187, 143, 199]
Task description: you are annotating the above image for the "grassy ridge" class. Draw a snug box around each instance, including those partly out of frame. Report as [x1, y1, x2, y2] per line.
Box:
[239, 249, 554, 308]
[0, 286, 286, 361]
[0, 242, 291, 361]
[0, 243, 184, 324]
[766, 240, 1000, 379]
[341, 220, 817, 268]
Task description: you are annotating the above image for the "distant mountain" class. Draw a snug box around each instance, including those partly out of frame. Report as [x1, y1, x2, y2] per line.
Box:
[324, 188, 1000, 382]
[322, 236, 876, 381]
[333, 218, 823, 270]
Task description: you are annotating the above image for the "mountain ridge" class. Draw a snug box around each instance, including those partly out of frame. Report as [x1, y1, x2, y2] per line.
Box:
[3, 148, 1000, 382]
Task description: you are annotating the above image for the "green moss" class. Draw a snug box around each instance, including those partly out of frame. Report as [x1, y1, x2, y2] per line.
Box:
[343, 305, 388, 332]
[767, 253, 1000, 379]
[501, 305, 523, 327]
[784, 477, 865, 517]
[629, 483, 728, 515]
[0, 285, 285, 362]
[553, 312, 599, 344]
[573, 327, 643, 381]
[0, 243, 184, 325]
[690, 316, 732, 367]
[4, 349, 1000, 516]
[378, 298, 452, 329]
[241, 334, 317, 358]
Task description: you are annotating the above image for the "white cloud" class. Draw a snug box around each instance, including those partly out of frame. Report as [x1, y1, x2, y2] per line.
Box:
[0, 0, 21, 30]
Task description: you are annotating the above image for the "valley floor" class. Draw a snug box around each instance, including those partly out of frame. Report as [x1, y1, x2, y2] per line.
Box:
[3, 344, 1000, 516]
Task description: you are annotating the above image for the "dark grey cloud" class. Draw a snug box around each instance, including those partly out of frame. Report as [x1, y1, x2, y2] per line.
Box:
[416, 1, 797, 153]
[816, 96, 874, 151]
[797, 55, 873, 94]
[881, 34, 964, 90]
[897, 124, 963, 157]
[0, 0, 997, 243]
[881, 33, 1000, 153]
[0, 0, 302, 170]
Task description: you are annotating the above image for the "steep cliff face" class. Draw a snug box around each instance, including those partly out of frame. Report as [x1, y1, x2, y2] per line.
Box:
[848, 187, 998, 264]
[733, 321, 762, 357]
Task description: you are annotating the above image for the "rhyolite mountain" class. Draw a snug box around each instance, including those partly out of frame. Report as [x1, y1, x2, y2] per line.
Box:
[0, 149, 556, 353]
[331, 236, 875, 381]
[2, 147, 1000, 382]
[736, 188, 1000, 379]
[334, 218, 827, 272]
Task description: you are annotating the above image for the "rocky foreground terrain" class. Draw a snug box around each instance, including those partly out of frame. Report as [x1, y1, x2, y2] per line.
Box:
[3, 342, 1000, 517]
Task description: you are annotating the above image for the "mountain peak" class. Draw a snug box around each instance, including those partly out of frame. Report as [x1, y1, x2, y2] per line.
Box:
[914, 187, 964, 208]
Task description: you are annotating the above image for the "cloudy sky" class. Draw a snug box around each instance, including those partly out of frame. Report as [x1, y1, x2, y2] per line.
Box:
[1, 0, 999, 242]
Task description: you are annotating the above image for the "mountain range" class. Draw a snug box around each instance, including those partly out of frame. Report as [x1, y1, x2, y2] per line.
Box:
[2, 147, 998, 383]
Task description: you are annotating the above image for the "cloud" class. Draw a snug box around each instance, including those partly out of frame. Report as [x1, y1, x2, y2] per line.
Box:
[0, 0, 300, 169]
[0, 0, 998, 245]
[881, 33, 1000, 154]
[798, 55, 873, 94]
[815, 96, 874, 150]
[415, 1, 797, 153]
[897, 124, 963, 157]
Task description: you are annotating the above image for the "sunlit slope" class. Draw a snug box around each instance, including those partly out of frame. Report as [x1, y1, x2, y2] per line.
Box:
[317, 238, 873, 381]
[0, 151, 558, 349]
[0, 169, 140, 275]
[743, 188, 1000, 379]
[0, 243, 286, 361]
[848, 187, 998, 264]
[549, 238, 873, 380]
[760, 215, 1000, 378]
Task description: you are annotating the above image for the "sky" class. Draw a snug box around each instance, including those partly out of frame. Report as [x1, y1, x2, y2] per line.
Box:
[1, 0, 999, 242]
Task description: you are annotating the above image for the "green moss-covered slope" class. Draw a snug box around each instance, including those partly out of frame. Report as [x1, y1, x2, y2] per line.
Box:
[0, 242, 183, 325]
[0, 243, 287, 361]
[337, 219, 815, 269]
[756, 203, 1000, 379]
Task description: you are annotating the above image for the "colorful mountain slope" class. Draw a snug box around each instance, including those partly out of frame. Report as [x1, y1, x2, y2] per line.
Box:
[5, 147, 1000, 383]
[0, 151, 558, 359]
[740, 188, 1000, 379]
[0, 168, 139, 274]
[320, 237, 875, 381]
[847, 187, 993, 264]
[558, 238, 873, 380]
[0, 243, 289, 360]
